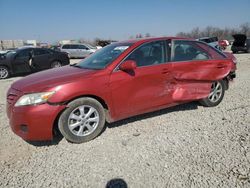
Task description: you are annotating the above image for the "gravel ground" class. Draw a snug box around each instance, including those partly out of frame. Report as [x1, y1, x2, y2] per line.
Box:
[0, 54, 249, 188]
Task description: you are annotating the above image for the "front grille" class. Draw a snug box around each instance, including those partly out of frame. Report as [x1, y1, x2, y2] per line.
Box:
[7, 88, 22, 105]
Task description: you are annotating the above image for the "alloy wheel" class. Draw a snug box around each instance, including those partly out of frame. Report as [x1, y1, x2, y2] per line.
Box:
[67, 105, 100, 137]
[208, 81, 223, 103]
[0, 67, 9, 79]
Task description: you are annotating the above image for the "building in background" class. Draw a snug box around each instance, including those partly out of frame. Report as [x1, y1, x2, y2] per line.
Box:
[0, 40, 24, 50]
[59, 40, 78, 45]
[25, 40, 37, 47]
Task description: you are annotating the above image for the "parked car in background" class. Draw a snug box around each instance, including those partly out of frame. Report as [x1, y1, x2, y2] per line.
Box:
[198, 37, 221, 50]
[231, 34, 250, 53]
[7, 37, 236, 143]
[0, 47, 69, 79]
[60, 43, 97, 58]
[0, 48, 17, 54]
[50, 45, 61, 52]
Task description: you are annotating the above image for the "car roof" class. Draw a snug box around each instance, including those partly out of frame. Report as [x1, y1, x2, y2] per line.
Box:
[116, 37, 191, 45]
[198, 37, 217, 40]
[62, 43, 89, 46]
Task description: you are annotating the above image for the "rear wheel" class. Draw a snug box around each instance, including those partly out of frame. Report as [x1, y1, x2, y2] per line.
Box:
[51, 61, 62, 68]
[0, 66, 10, 79]
[58, 98, 106, 143]
[200, 80, 225, 107]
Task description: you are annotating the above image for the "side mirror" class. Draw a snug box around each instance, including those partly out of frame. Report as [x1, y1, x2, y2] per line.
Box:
[119, 60, 137, 71]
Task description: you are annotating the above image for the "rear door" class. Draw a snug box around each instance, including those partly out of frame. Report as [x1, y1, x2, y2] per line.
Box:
[170, 40, 232, 102]
[77, 44, 89, 57]
[110, 40, 174, 119]
[33, 48, 51, 70]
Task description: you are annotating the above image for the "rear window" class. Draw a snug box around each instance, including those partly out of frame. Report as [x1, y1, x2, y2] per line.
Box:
[196, 42, 226, 59]
[62, 45, 71, 49]
[171, 40, 225, 62]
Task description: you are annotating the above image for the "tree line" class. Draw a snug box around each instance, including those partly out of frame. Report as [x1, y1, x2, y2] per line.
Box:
[176, 22, 250, 40]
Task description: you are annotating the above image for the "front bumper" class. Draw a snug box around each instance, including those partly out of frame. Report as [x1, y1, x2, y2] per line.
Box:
[7, 102, 66, 141]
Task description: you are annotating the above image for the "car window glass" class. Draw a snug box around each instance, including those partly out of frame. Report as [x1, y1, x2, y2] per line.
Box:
[125, 41, 166, 67]
[77, 43, 132, 69]
[34, 49, 49, 56]
[16, 49, 31, 58]
[62, 45, 70, 49]
[78, 45, 88, 50]
[171, 40, 210, 62]
[196, 42, 226, 59]
[71, 44, 79, 49]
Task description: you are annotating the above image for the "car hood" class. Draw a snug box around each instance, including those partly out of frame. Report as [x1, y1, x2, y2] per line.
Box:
[233, 34, 247, 42]
[11, 65, 98, 92]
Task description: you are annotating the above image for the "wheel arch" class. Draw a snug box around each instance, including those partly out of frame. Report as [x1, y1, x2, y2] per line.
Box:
[51, 59, 62, 64]
[52, 94, 111, 139]
[0, 64, 12, 76]
[223, 77, 229, 90]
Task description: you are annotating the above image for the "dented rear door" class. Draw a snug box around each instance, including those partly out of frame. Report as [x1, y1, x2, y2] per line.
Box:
[170, 40, 232, 102]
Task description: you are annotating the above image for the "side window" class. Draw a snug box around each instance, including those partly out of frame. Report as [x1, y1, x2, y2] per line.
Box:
[171, 40, 210, 62]
[16, 49, 32, 59]
[78, 45, 88, 50]
[62, 45, 70, 49]
[34, 49, 49, 56]
[72, 44, 80, 49]
[125, 41, 166, 67]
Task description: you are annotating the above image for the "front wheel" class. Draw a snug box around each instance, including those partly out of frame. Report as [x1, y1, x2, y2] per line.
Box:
[58, 98, 106, 143]
[199, 80, 225, 107]
[0, 66, 10, 79]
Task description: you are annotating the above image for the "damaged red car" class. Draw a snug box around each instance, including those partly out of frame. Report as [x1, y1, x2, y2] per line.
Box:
[7, 37, 236, 143]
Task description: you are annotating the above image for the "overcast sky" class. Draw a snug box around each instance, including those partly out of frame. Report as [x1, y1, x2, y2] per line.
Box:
[0, 0, 249, 43]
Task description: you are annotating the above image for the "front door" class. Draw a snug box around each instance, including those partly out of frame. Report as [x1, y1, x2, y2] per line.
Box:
[110, 40, 174, 120]
[12, 49, 32, 74]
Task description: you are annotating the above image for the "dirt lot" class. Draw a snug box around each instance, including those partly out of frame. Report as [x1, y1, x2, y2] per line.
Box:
[0, 55, 250, 188]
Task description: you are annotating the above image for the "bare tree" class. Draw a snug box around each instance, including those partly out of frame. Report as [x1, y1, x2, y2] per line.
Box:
[240, 23, 250, 35]
[176, 22, 250, 40]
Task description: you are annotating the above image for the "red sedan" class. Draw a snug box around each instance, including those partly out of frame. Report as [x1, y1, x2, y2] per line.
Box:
[6, 37, 236, 143]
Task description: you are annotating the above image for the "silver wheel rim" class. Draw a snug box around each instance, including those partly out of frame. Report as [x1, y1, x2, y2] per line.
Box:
[67, 105, 99, 136]
[0, 67, 8, 79]
[51, 61, 62, 68]
[208, 81, 223, 103]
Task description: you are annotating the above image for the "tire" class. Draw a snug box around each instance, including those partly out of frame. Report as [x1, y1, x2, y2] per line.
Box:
[232, 51, 237, 54]
[51, 61, 62, 68]
[58, 98, 106, 143]
[199, 80, 225, 107]
[0, 66, 10, 79]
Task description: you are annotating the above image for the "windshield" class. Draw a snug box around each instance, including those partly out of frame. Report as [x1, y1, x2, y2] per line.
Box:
[75, 42, 133, 69]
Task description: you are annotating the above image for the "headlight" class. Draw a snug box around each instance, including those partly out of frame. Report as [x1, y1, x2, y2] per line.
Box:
[15, 91, 55, 107]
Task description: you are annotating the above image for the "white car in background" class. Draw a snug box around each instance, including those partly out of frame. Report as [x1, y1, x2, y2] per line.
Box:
[60, 43, 97, 58]
[198, 37, 221, 50]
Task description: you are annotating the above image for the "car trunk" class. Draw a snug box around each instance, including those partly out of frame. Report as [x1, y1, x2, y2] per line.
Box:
[232, 34, 247, 47]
